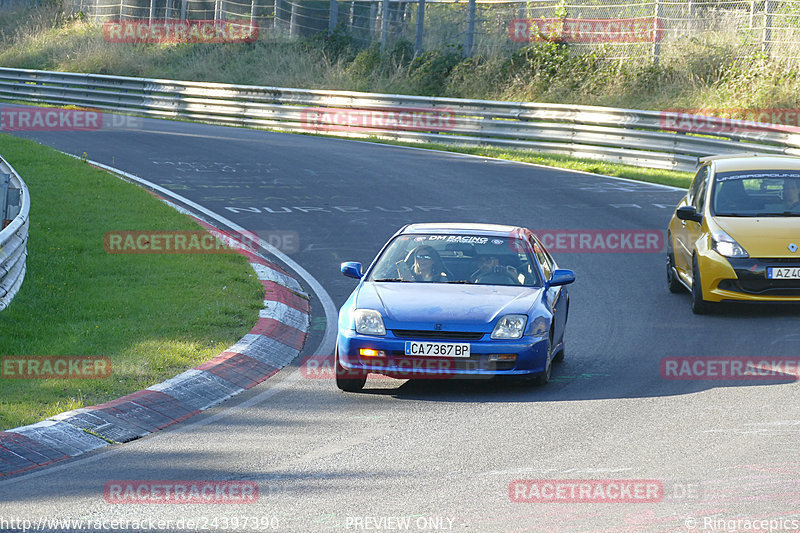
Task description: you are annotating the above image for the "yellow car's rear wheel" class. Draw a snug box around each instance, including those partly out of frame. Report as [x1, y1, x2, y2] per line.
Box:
[666, 234, 683, 294]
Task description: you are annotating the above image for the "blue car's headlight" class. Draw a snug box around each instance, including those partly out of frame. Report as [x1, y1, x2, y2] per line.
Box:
[354, 309, 386, 336]
[491, 314, 528, 340]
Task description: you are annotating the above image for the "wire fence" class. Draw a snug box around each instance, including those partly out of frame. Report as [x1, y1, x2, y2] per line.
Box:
[48, 0, 800, 61]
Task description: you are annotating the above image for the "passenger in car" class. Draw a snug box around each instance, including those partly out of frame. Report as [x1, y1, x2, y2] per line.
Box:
[397, 245, 449, 282]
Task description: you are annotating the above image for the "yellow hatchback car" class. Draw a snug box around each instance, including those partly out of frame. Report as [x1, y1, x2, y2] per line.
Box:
[667, 154, 800, 313]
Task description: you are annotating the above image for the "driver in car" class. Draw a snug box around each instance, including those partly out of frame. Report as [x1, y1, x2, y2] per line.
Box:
[396, 246, 449, 282]
[470, 255, 519, 284]
[784, 179, 800, 211]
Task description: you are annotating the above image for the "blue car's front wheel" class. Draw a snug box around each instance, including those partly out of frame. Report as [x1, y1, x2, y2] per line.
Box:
[335, 343, 367, 392]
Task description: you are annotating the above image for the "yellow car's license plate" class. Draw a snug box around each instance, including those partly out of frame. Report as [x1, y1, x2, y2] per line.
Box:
[404, 342, 471, 358]
[767, 267, 800, 279]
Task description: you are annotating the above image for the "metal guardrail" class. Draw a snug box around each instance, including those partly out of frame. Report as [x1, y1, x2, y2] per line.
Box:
[0, 154, 29, 312]
[2, 67, 800, 173]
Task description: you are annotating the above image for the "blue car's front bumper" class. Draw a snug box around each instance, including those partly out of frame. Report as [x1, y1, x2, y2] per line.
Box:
[337, 330, 550, 378]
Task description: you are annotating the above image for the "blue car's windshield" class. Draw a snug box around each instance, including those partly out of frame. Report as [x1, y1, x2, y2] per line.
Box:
[368, 234, 542, 287]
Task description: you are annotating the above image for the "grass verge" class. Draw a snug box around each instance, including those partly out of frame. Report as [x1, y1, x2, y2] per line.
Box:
[0, 134, 265, 430]
[349, 137, 693, 188]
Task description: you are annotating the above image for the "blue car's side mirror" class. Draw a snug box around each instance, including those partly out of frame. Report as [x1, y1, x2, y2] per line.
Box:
[547, 269, 575, 287]
[341, 261, 363, 279]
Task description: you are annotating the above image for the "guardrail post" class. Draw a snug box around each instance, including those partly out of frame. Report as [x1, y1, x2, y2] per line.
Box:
[464, 0, 476, 57]
[415, 0, 425, 55]
[763, 0, 774, 55]
[3, 187, 20, 229]
[329, 0, 338, 32]
[0, 174, 8, 228]
[149, 0, 155, 23]
[379, 0, 390, 51]
[250, 0, 257, 27]
[181, 0, 187, 20]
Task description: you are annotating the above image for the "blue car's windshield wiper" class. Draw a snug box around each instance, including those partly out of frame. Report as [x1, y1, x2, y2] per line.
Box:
[372, 278, 412, 282]
[446, 280, 474, 284]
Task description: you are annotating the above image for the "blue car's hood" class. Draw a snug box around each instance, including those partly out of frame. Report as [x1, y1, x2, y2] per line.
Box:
[355, 282, 543, 331]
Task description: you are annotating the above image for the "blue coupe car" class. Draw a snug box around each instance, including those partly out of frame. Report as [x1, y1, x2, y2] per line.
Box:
[335, 223, 575, 392]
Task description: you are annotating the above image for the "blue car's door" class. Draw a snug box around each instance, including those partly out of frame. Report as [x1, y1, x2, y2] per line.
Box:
[531, 235, 568, 349]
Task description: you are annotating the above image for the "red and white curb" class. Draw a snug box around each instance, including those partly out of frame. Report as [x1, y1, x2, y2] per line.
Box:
[0, 198, 310, 478]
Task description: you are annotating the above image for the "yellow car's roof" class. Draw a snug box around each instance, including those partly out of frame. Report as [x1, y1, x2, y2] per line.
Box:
[711, 155, 800, 173]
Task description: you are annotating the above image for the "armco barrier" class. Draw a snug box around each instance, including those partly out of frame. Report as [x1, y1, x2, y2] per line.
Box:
[2, 67, 800, 172]
[0, 153, 29, 312]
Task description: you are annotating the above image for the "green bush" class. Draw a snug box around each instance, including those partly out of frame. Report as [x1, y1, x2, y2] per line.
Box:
[347, 45, 382, 78]
[408, 49, 462, 95]
[305, 27, 359, 64]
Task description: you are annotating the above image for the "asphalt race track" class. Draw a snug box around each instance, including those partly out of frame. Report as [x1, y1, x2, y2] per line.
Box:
[2, 110, 800, 532]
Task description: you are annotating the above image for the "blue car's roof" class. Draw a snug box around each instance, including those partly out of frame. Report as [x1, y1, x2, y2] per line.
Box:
[400, 223, 525, 237]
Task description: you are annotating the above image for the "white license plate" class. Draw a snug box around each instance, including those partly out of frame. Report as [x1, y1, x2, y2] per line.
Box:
[767, 267, 800, 279]
[404, 341, 471, 358]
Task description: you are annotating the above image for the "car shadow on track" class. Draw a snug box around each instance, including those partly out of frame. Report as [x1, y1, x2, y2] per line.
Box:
[347, 343, 800, 404]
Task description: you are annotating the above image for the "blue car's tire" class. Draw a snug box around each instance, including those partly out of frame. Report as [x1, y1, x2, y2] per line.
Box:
[552, 346, 564, 364]
[335, 344, 367, 392]
[531, 335, 553, 386]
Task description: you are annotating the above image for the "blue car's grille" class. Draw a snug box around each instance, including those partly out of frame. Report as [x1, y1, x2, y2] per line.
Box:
[391, 329, 485, 341]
